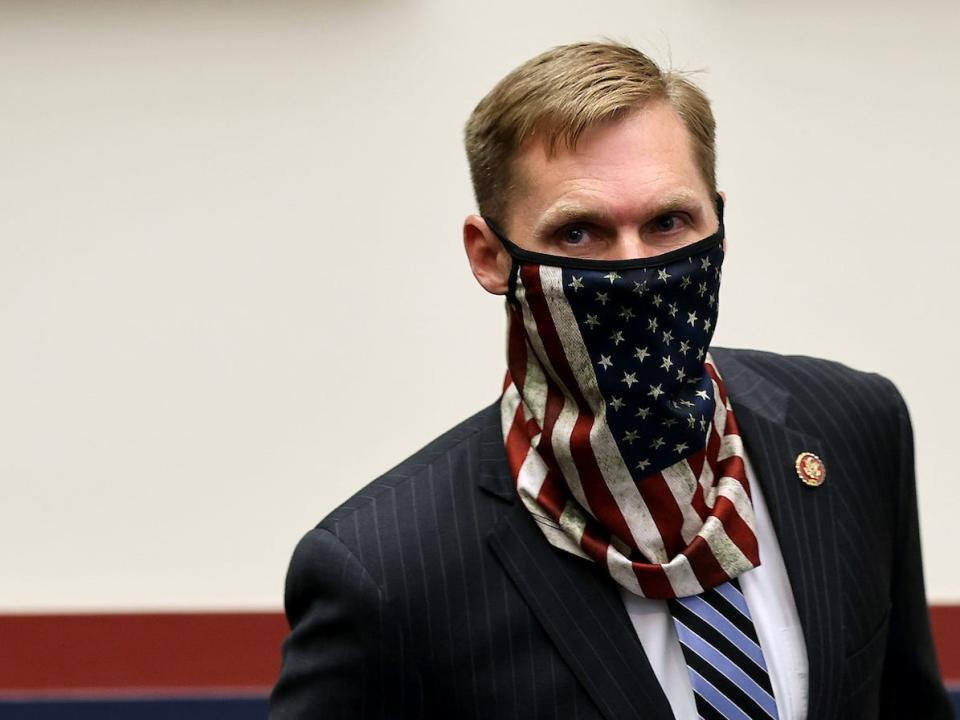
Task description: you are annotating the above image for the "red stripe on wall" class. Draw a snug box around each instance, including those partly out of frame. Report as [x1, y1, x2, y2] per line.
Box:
[931, 606, 960, 684]
[0, 613, 288, 695]
[0, 607, 957, 694]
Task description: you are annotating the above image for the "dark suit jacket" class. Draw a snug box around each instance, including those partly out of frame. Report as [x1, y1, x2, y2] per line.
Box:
[270, 348, 952, 719]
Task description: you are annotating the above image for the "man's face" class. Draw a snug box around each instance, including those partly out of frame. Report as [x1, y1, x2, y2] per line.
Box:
[504, 100, 719, 260]
[463, 100, 721, 294]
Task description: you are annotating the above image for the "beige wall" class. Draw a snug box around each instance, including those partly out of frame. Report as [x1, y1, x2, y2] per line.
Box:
[1, 0, 957, 610]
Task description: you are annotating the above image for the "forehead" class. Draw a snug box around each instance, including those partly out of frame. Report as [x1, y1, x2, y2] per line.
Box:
[509, 102, 709, 225]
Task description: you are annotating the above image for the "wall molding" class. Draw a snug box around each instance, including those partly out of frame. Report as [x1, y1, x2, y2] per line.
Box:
[2, 607, 957, 696]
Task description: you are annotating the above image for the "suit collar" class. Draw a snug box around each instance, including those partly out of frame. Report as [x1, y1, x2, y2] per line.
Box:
[475, 403, 515, 502]
[709, 347, 790, 426]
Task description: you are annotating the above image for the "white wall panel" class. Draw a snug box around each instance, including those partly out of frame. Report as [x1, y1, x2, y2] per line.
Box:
[1, 0, 956, 608]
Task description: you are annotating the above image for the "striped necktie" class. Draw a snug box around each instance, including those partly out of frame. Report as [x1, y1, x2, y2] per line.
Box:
[668, 578, 779, 719]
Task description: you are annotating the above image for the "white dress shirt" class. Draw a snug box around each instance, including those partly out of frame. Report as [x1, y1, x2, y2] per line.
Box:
[619, 452, 809, 720]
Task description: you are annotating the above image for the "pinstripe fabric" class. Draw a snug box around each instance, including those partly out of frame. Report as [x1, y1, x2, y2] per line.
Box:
[270, 348, 952, 720]
[710, 348, 951, 720]
[271, 408, 614, 720]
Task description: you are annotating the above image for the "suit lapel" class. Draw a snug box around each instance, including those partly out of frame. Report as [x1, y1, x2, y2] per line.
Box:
[476, 407, 674, 720]
[487, 501, 675, 720]
[715, 350, 845, 719]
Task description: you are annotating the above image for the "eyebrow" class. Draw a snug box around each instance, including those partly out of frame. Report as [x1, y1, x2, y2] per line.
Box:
[532, 189, 704, 238]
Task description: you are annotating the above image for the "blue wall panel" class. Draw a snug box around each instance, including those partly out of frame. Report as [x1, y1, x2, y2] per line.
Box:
[0, 697, 268, 720]
[1, 692, 958, 718]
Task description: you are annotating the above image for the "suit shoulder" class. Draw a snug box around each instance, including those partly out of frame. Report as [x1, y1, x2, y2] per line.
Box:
[715, 347, 909, 448]
[716, 346, 902, 401]
[317, 401, 501, 532]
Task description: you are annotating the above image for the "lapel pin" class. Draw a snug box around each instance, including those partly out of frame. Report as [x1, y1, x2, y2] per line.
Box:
[795, 452, 826, 487]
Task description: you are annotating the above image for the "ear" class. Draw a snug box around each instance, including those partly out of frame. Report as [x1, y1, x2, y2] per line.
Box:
[463, 214, 513, 295]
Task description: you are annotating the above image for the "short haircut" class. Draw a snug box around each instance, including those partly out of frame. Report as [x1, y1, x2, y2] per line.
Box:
[464, 41, 717, 224]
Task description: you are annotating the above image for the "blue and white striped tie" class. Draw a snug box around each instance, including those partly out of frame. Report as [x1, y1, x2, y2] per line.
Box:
[668, 578, 779, 720]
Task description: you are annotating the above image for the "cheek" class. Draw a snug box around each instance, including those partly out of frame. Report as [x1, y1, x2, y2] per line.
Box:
[499, 248, 514, 277]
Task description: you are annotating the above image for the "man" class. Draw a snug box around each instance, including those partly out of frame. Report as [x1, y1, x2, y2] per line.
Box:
[270, 42, 951, 719]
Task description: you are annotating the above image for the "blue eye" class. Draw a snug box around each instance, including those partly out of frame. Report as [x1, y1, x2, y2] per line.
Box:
[563, 227, 587, 244]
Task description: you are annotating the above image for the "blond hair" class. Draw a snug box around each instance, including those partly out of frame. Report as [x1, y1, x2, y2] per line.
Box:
[464, 41, 717, 223]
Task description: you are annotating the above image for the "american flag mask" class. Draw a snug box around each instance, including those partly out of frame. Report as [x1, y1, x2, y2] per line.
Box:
[494, 200, 763, 599]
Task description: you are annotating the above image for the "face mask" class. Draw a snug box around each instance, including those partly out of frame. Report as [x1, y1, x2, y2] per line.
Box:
[492, 198, 762, 599]
[490, 201, 724, 480]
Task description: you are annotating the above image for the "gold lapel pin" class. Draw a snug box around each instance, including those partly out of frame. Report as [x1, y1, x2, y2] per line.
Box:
[795, 452, 826, 487]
